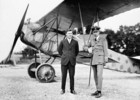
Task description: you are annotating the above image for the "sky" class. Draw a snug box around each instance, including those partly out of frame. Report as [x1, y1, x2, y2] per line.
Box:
[0, 0, 140, 61]
[0, 0, 63, 61]
[100, 8, 140, 32]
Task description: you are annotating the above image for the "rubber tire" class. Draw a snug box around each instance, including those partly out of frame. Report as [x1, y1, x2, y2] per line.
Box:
[27, 62, 40, 78]
[35, 63, 55, 83]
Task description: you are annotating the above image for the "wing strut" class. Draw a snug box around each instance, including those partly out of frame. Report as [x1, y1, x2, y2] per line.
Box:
[87, 17, 96, 43]
[56, 14, 59, 49]
[38, 17, 57, 49]
[68, 16, 75, 30]
[78, 2, 86, 45]
[33, 17, 56, 35]
[87, 8, 100, 43]
[96, 9, 100, 27]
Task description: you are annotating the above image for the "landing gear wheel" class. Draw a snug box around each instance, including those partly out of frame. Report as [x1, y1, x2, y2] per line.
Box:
[28, 62, 40, 78]
[35, 63, 55, 83]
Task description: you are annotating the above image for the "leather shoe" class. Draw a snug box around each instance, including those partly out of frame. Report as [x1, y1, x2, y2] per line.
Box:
[95, 92, 102, 98]
[70, 90, 77, 94]
[60, 90, 65, 94]
[91, 91, 99, 96]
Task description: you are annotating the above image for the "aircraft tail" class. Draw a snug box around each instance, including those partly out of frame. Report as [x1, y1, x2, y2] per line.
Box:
[105, 49, 140, 74]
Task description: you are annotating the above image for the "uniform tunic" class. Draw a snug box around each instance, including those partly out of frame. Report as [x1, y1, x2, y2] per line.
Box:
[88, 36, 108, 65]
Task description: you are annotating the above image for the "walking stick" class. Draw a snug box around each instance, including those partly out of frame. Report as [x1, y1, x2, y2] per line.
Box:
[88, 60, 92, 86]
[87, 17, 96, 87]
[88, 9, 100, 86]
[78, 2, 91, 87]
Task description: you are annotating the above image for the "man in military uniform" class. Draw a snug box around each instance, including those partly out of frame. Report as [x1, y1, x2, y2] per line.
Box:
[84, 26, 108, 98]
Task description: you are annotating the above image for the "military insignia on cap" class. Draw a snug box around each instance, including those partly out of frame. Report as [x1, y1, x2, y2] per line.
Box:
[92, 26, 100, 31]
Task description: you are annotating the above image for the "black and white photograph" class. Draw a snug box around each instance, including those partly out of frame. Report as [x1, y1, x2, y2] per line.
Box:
[0, 0, 140, 100]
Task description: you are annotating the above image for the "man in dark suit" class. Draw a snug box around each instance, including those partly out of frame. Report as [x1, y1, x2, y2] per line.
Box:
[58, 30, 79, 94]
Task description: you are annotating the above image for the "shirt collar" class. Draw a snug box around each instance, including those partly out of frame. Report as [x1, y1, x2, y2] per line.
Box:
[67, 38, 72, 43]
[67, 38, 72, 41]
[96, 35, 100, 40]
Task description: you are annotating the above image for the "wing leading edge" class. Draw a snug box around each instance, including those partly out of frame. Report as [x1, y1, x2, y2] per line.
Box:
[37, 0, 140, 31]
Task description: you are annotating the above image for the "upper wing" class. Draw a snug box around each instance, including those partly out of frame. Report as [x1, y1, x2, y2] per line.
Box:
[37, 0, 140, 31]
[21, 0, 140, 56]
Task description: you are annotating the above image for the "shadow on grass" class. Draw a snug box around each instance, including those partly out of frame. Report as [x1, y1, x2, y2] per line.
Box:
[104, 75, 140, 80]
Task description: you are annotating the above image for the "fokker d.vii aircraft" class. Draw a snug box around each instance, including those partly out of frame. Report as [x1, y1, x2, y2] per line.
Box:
[2, 0, 140, 83]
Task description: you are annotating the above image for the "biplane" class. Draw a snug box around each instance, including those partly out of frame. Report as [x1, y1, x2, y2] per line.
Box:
[2, 0, 140, 83]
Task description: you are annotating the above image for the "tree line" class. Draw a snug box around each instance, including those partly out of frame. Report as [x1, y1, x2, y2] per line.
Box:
[106, 23, 140, 56]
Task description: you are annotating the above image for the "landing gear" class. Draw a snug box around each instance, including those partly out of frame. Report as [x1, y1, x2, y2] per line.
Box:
[26, 16, 61, 83]
[28, 63, 55, 82]
[35, 63, 55, 83]
[28, 62, 40, 78]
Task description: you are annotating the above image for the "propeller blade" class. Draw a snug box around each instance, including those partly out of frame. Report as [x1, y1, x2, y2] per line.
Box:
[6, 4, 29, 62]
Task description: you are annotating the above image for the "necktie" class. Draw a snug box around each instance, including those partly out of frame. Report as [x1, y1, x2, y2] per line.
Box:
[95, 38, 97, 41]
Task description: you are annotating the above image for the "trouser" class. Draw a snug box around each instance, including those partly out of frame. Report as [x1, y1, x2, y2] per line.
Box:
[92, 64, 103, 91]
[61, 62, 75, 90]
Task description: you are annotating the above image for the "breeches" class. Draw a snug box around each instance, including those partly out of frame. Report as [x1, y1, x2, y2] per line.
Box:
[92, 64, 103, 91]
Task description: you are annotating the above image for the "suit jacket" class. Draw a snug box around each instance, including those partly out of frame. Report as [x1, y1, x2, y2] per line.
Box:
[88, 35, 108, 65]
[58, 38, 79, 66]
